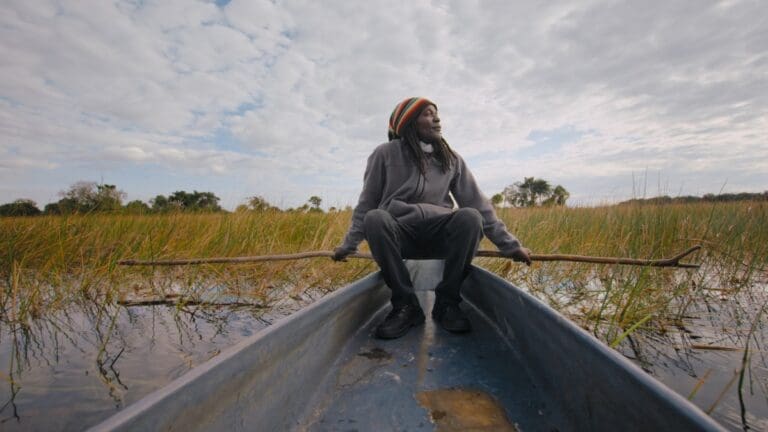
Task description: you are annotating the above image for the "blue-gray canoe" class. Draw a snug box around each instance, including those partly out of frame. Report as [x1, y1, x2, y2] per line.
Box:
[89, 261, 725, 431]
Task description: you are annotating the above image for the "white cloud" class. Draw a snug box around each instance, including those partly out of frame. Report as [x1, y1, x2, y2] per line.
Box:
[0, 0, 766, 210]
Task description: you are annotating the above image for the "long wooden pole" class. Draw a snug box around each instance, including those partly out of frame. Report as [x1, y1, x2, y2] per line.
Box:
[117, 245, 701, 268]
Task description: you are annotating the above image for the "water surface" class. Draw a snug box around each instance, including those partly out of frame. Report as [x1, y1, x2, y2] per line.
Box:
[0, 289, 319, 431]
[1, 275, 765, 431]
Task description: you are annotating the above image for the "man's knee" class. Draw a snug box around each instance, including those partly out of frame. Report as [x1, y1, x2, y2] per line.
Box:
[454, 208, 483, 231]
[363, 209, 392, 233]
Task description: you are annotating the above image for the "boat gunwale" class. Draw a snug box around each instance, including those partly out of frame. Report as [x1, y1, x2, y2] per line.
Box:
[464, 265, 726, 431]
[87, 270, 389, 432]
[88, 262, 726, 431]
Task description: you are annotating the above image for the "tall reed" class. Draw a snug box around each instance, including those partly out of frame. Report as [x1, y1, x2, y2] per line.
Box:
[481, 200, 767, 341]
[0, 211, 374, 324]
[1, 201, 765, 343]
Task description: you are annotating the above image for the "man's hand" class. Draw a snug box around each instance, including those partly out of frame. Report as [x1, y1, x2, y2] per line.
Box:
[505, 247, 532, 266]
[332, 247, 353, 262]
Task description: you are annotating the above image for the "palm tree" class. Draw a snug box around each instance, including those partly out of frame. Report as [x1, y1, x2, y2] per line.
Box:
[503, 178, 568, 207]
[552, 185, 570, 205]
[530, 178, 552, 206]
[248, 195, 275, 212]
[308, 196, 322, 211]
[491, 193, 504, 208]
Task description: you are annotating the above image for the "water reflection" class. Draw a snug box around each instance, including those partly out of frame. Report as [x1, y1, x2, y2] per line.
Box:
[1, 263, 765, 431]
[0, 288, 318, 431]
[491, 258, 768, 431]
[571, 274, 765, 430]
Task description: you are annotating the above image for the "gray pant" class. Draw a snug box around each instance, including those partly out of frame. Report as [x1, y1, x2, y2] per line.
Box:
[363, 208, 483, 308]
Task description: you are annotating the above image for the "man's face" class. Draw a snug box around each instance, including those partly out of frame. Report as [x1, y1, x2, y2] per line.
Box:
[415, 105, 442, 144]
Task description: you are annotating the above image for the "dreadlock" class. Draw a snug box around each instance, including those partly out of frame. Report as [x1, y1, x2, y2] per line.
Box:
[399, 121, 457, 175]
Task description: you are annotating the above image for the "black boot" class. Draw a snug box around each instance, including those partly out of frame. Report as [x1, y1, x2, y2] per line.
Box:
[432, 301, 471, 333]
[375, 303, 425, 339]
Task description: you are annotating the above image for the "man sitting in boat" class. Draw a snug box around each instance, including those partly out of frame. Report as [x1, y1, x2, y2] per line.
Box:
[333, 97, 531, 339]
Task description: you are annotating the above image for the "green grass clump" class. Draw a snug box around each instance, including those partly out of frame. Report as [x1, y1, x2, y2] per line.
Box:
[0, 211, 374, 325]
[1, 201, 766, 344]
[481, 201, 767, 341]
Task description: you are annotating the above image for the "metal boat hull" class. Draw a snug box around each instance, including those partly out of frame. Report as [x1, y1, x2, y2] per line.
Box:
[89, 261, 724, 431]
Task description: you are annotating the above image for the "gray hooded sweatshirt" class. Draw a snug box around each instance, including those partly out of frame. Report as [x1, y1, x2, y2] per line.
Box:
[339, 139, 522, 254]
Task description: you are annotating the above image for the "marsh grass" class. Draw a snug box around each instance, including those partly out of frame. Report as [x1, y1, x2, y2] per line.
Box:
[2, 202, 767, 430]
[480, 201, 767, 341]
[1, 201, 766, 344]
[0, 211, 375, 327]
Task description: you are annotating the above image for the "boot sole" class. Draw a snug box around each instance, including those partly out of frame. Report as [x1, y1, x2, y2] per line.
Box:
[432, 312, 472, 333]
[439, 321, 472, 333]
[375, 314, 425, 339]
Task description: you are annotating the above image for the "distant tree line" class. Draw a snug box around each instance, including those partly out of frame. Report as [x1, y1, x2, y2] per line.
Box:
[0, 182, 228, 216]
[5, 179, 763, 217]
[492, 177, 570, 208]
[619, 191, 768, 206]
[149, 190, 222, 213]
[0, 199, 43, 217]
[43, 181, 126, 214]
[0, 181, 341, 217]
[234, 195, 350, 214]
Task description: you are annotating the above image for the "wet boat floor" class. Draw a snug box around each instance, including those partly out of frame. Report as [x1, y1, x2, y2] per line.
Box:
[302, 291, 566, 431]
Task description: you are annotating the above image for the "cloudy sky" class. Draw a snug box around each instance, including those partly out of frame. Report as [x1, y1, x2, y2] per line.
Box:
[1, 0, 766, 210]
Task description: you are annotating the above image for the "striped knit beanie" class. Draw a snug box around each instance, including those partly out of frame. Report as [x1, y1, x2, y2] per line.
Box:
[388, 97, 436, 140]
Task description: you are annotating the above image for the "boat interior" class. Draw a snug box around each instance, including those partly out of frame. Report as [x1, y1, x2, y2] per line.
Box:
[90, 260, 723, 432]
[298, 287, 565, 431]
